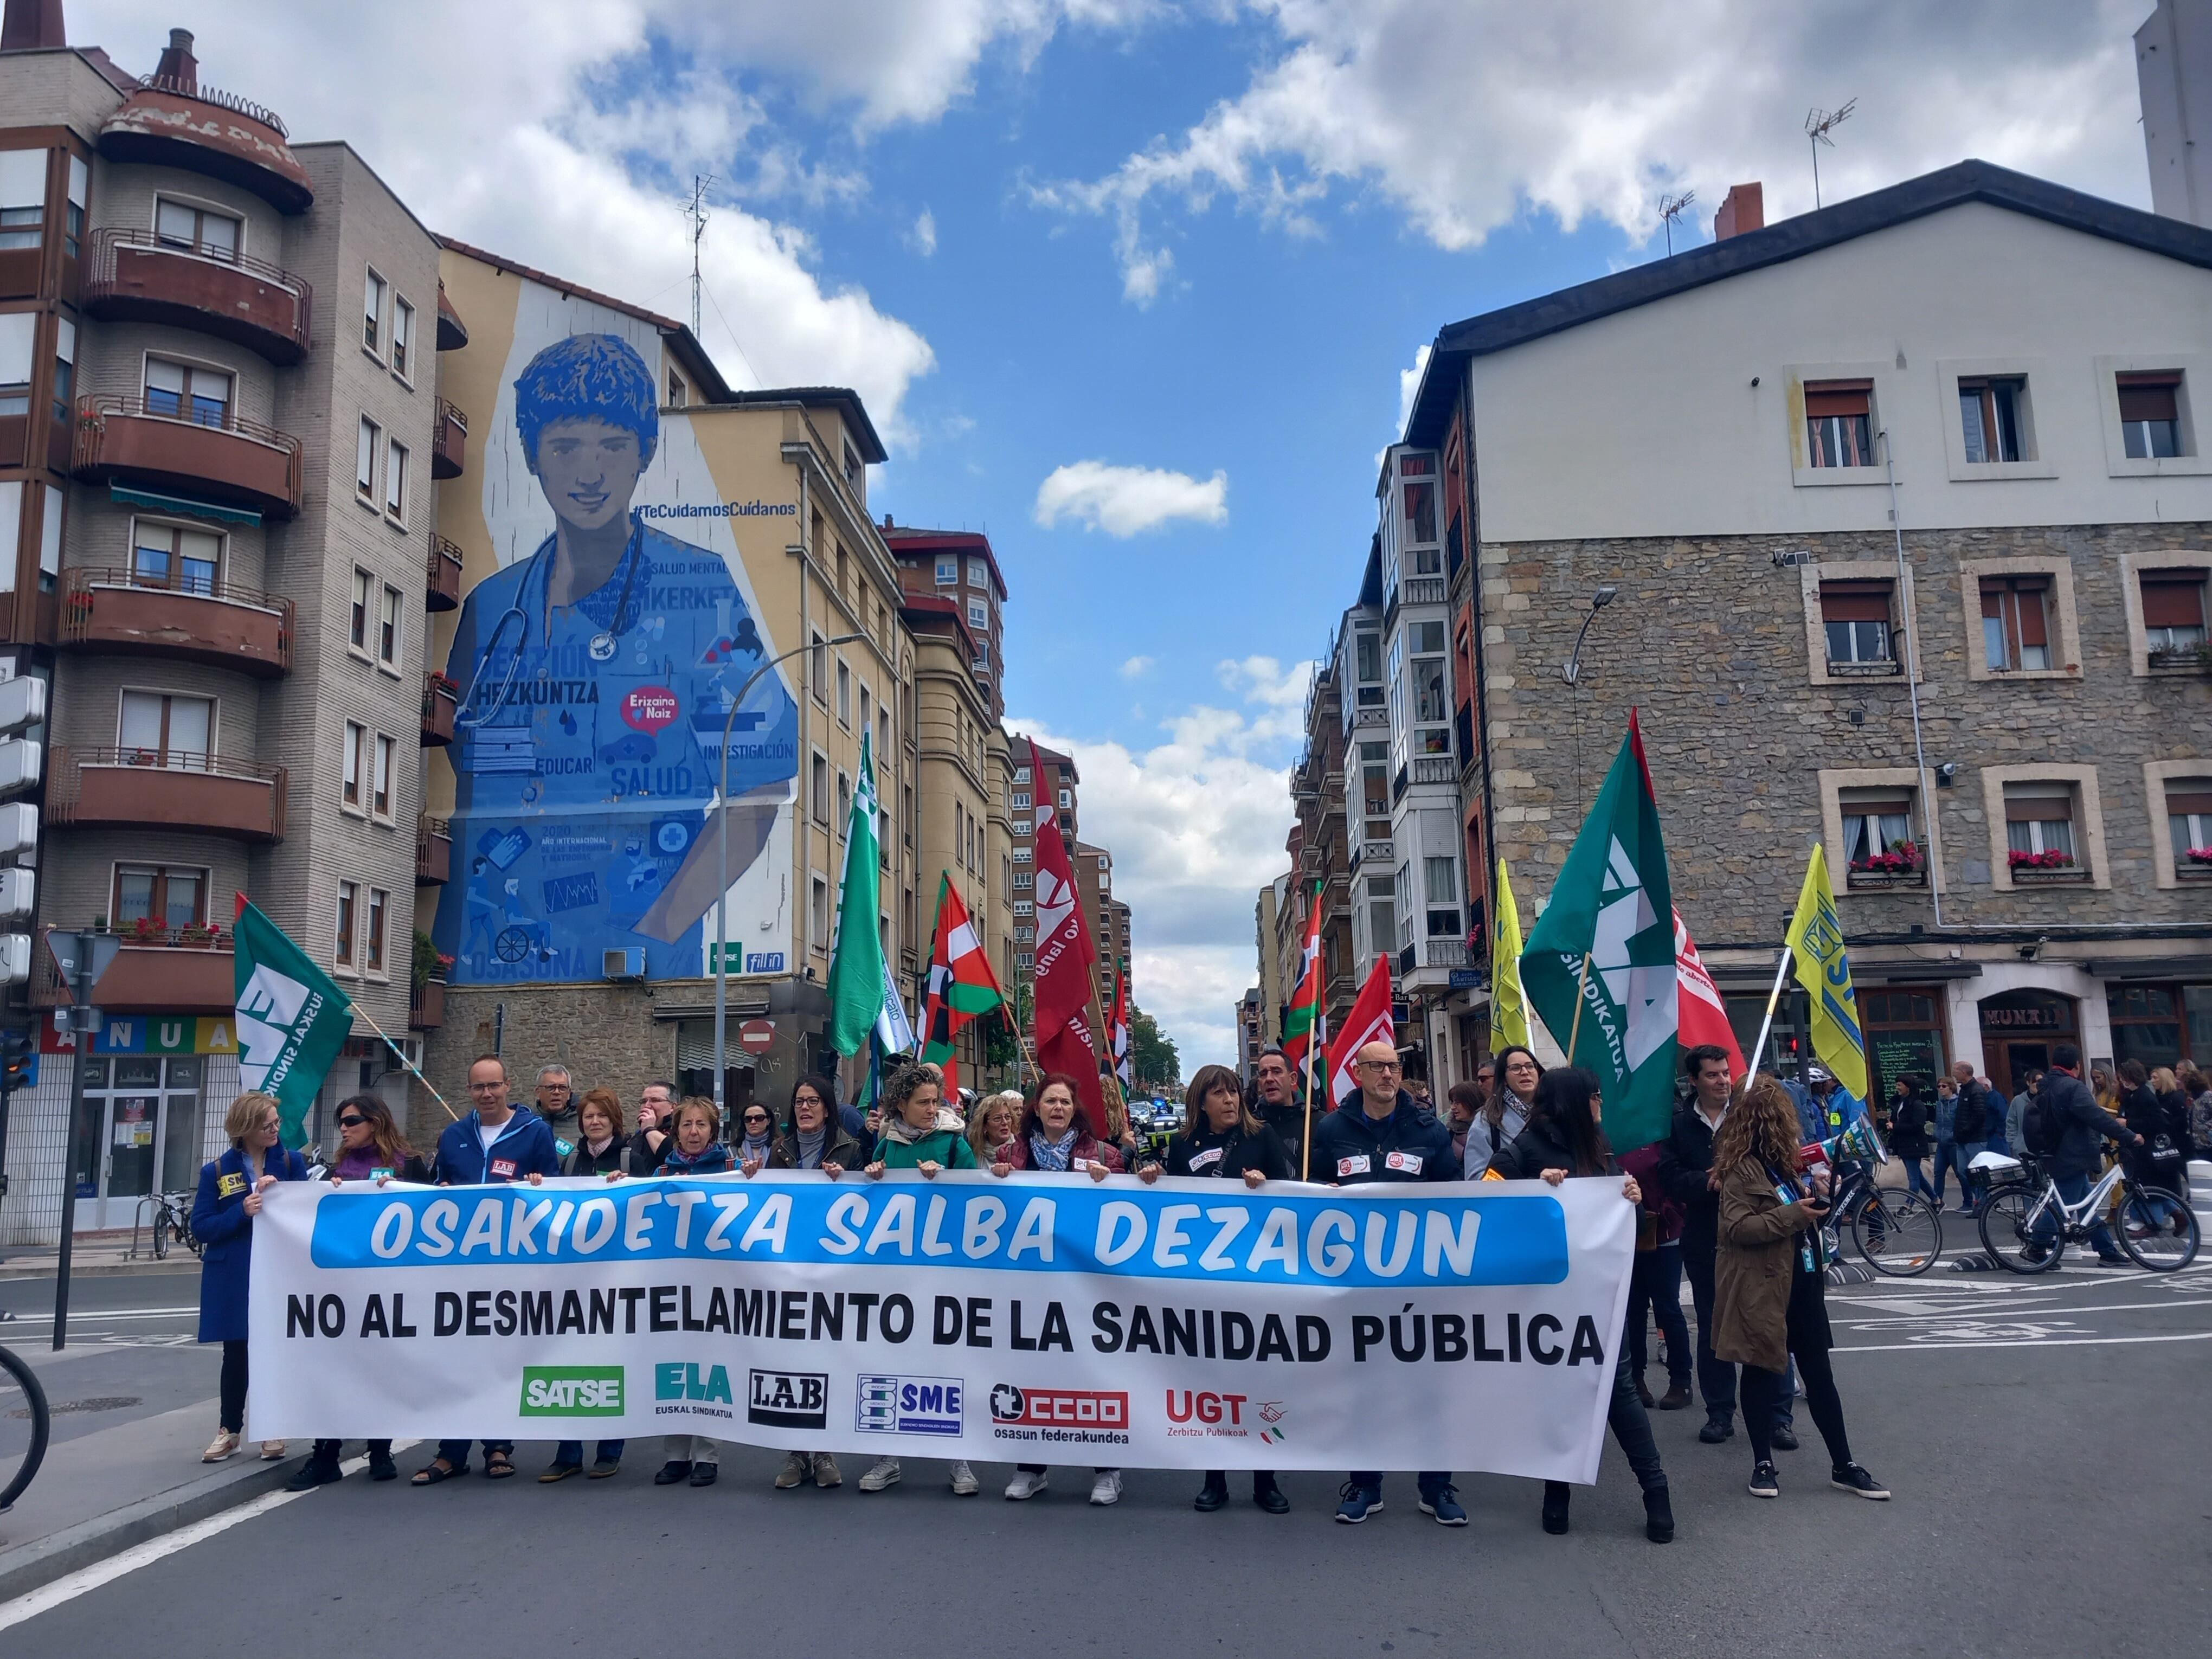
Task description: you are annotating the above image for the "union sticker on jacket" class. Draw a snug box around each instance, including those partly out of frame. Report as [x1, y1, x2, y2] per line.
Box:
[215, 1172, 248, 1199]
[1385, 1150, 1424, 1174]
[490, 1158, 517, 1180]
[1336, 1154, 1372, 1176]
[1187, 1146, 1225, 1172]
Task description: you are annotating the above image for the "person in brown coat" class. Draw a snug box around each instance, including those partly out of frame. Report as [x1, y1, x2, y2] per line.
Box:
[1711, 1074, 1888, 1503]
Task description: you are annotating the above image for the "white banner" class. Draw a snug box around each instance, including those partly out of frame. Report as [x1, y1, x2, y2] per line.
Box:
[248, 1172, 1634, 1479]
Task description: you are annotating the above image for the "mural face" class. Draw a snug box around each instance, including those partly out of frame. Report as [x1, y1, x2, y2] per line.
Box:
[432, 330, 799, 984]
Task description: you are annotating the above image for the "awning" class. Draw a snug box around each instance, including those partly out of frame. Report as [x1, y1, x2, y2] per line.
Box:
[2082, 955, 2212, 981]
[108, 484, 263, 526]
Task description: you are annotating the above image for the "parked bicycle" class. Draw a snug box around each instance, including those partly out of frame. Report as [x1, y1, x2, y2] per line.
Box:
[129, 1189, 203, 1262]
[0, 1341, 50, 1514]
[1812, 1115, 1943, 1277]
[1975, 1149, 2199, 1274]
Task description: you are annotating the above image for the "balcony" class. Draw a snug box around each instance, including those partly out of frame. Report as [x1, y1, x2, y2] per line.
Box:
[435, 282, 469, 351]
[1411, 756, 1456, 786]
[421, 671, 458, 746]
[81, 228, 312, 363]
[1361, 838, 1393, 864]
[416, 813, 453, 884]
[98, 76, 313, 214]
[431, 398, 468, 479]
[1403, 576, 1447, 607]
[1353, 705, 1388, 730]
[426, 532, 464, 612]
[409, 976, 447, 1030]
[74, 395, 303, 519]
[61, 567, 292, 677]
[31, 922, 236, 1013]
[47, 745, 286, 842]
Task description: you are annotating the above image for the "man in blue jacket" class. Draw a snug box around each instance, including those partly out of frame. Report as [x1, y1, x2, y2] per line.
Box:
[413, 1056, 563, 1486]
[1313, 1041, 1463, 1527]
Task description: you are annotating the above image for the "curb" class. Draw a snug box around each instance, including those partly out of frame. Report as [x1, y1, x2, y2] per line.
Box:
[0, 1262, 201, 1283]
[0, 1449, 311, 1606]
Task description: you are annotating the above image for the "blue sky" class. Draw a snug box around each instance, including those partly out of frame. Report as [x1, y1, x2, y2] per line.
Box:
[81, 0, 2155, 1065]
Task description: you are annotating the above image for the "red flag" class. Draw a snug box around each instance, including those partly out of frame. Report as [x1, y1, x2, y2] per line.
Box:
[1028, 738, 1104, 1133]
[1673, 908, 1745, 1080]
[1323, 954, 1397, 1111]
[1280, 884, 1324, 1071]
[918, 874, 1006, 1100]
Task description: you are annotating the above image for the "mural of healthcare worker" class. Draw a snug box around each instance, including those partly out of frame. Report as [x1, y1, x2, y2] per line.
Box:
[433, 333, 799, 983]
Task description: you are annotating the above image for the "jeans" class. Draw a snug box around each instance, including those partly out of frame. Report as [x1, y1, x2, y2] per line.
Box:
[1951, 1141, 1987, 1207]
[1904, 1155, 1938, 1204]
[555, 1439, 625, 1466]
[219, 1340, 248, 1434]
[1626, 1242, 1690, 1387]
[1740, 1271, 1853, 1469]
[662, 1435, 718, 1466]
[1930, 1141, 1956, 1203]
[1346, 1470, 1453, 1498]
[1681, 1231, 1737, 1420]
[2031, 1170, 2117, 1257]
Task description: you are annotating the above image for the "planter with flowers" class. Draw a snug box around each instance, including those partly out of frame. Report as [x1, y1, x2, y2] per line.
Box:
[2180, 847, 2212, 882]
[1848, 841, 1926, 890]
[2009, 848, 2088, 885]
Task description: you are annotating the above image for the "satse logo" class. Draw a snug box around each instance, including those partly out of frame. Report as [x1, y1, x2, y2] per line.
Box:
[856, 1376, 963, 1437]
[518, 1366, 625, 1416]
[748, 1369, 828, 1430]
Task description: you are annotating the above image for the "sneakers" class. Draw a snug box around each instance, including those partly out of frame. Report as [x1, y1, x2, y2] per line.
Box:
[813, 1452, 843, 1488]
[259, 1440, 287, 1460]
[1748, 1461, 1779, 1499]
[539, 1461, 584, 1483]
[687, 1462, 718, 1487]
[948, 1461, 978, 1496]
[1830, 1463, 1890, 1500]
[1089, 1470, 1123, 1506]
[2093, 1253, 2133, 1268]
[1418, 1484, 1468, 1526]
[285, 1457, 342, 1492]
[1697, 1416, 1735, 1444]
[368, 1448, 398, 1482]
[1769, 1424, 1799, 1452]
[1655, 1384, 1692, 1411]
[1334, 1482, 1382, 1523]
[652, 1461, 692, 1486]
[202, 1430, 241, 1463]
[775, 1451, 810, 1489]
[858, 1457, 902, 1492]
[1004, 1468, 1049, 1500]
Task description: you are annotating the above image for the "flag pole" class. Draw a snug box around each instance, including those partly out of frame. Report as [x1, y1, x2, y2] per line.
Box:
[351, 1003, 460, 1122]
[1565, 949, 1593, 1064]
[1741, 946, 1793, 1085]
[1298, 1021, 1317, 1182]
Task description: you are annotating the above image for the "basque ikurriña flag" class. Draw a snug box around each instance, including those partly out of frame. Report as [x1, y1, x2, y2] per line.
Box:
[918, 873, 1004, 1101]
[1281, 883, 1324, 1072]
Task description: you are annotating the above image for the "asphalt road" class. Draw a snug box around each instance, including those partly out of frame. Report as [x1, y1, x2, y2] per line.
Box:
[3, 1242, 2208, 1659]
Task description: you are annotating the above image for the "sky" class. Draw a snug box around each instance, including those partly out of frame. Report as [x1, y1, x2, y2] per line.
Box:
[74, 0, 2156, 1069]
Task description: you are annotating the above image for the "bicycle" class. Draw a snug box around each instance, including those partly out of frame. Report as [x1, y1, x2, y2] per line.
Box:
[1822, 1150, 1944, 1277]
[1975, 1149, 2200, 1274]
[129, 1189, 202, 1262]
[0, 1341, 50, 1514]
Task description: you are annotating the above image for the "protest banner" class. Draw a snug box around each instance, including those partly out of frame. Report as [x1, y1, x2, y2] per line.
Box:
[249, 1172, 1635, 1481]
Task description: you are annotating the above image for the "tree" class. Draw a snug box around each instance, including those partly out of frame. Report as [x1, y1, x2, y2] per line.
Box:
[1128, 1007, 1179, 1089]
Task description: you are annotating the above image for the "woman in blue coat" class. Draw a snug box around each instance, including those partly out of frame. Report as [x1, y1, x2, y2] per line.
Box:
[192, 1091, 306, 1462]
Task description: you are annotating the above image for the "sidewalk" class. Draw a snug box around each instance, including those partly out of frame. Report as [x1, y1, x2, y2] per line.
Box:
[0, 1239, 199, 1283]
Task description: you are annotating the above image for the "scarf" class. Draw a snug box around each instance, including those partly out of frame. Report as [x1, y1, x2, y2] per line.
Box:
[882, 1106, 964, 1147]
[660, 1140, 731, 1175]
[334, 1144, 389, 1181]
[795, 1125, 828, 1169]
[1028, 1127, 1080, 1172]
[740, 1131, 774, 1165]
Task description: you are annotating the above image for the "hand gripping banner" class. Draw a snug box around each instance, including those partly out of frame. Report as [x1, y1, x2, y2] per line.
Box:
[249, 1172, 1635, 1480]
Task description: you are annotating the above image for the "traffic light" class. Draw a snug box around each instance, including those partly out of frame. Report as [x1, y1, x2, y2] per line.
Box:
[0, 1027, 34, 1094]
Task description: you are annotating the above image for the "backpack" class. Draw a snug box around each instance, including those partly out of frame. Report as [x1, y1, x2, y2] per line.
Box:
[2021, 1091, 2065, 1159]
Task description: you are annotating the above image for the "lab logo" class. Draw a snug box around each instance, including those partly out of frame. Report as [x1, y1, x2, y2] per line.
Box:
[989, 1385, 1128, 1429]
[621, 686, 679, 734]
[855, 1375, 963, 1437]
[748, 1369, 828, 1430]
[519, 1365, 625, 1416]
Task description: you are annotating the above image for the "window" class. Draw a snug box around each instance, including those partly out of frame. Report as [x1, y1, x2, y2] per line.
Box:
[1424, 856, 1460, 937]
[1017, 953, 1035, 973]
[391, 297, 414, 379]
[379, 585, 401, 666]
[144, 358, 229, 426]
[1959, 375, 2028, 464]
[1409, 619, 1450, 757]
[0, 149, 43, 250]
[52, 315, 72, 422]
[811, 876, 829, 954]
[131, 521, 219, 593]
[0, 311, 30, 414]
[2003, 783, 2078, 864]
[356, 417, 379, 499]
[809, 631, 827, 702]
[1058, 788, 1072, 810]
[1365, 874, 1396, 960]
[1354, 631, 1382, 686]
[666, 370, 687, 408]
[1013, 899, 1034, 917]
[1013, 845, 1031, 862]
[1013, 870, 1033, 890]
[37, 483, 56, 591]
[843, 441, 861, 487]
[363, 269, 385, 354]
[836, 770, 850, 836]
[1011, 792, 1031, 810]
[878, 708, 891, 762]
[118, 690, 211, 766]
[2142, 568, 2208, 653]
[812, 752, 829, 822]
[1821, 582, 1894, 667]
[2118, 371, 2183, 460]
[936, 556, 957, 586]
[1014, 765, 1031, 784]
[64, 155, 83, 260]
[973, 644, 990, 675]
[1805, 380, 1873, 468]
[385, 440, 409, 520]
[335, 882, 357, 968]
[0, 480, 17, 590]
[364, 889, 389, 975]
[1981, 576, 2050, 672]
[967, 596, 987, 629]
[858, 686, 872, 747]
[343, 721, 364, 806]
[113, 864, 205, 930]
[837, 659, 851, 727]
[1403, 478, 1437, 546]
[350, 568, 371, 651]
[2166, 780, 2212, 862]
[374, 735, 394, 818]
[1840, 789, 1917, 871]
[155, 198, 239, 259]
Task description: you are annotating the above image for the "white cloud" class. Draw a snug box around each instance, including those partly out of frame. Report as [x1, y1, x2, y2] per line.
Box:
[1012, 653, 1312, 1072]
[1120, 655, 1154, 678]
[1032, 0, 2148, 300]
[76, 2, 937, 442]
[1033, 460, 1230, 536]
[909, 208, 939, 256]
[1396, 342, 1431, 443]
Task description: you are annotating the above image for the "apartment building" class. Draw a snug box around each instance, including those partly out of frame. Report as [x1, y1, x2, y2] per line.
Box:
[1, 18, 446, 1241]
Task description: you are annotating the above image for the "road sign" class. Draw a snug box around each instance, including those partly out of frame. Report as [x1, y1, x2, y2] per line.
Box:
[44, 930, 121, 1002]
[737, 1018, 776, 1055]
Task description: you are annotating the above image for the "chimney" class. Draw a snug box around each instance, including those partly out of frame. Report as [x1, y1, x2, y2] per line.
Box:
[0, 0, 66, 52]
[152, 25, 195, 89]
[1714, 182, 1764, 241]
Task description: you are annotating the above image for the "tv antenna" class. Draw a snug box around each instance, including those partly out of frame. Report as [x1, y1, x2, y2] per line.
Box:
[1657, 190, 1696, 255]
[1805, 99, 1856, 209]
[685, 175, 713, 337]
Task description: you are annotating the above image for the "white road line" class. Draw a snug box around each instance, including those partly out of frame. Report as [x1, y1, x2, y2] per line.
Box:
[1834, 1330, 2212, 1354]
[2, 1309, 202, 1323]
[0, 1439, 418, 1633]
[1835, 1295, 2212, 1326]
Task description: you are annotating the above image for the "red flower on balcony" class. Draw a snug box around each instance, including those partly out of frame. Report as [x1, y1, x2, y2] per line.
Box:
[2186, 846, 2212, 867]
[1850, 841, 1921, 874]
[2008, 849, 2074, 870]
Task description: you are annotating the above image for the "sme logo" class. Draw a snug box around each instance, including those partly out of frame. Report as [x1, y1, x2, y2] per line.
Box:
[518, 1366, 624, 1416]
[856, 1375, 964, 1437]
[988, 1385, 1128, 1429]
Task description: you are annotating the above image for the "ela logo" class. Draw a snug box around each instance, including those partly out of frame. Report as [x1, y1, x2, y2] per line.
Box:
[518, 1366, 625, 1416]
[655, 1362, 734, 1405]
[856, 1375, 963, 1437]
[748, 1369, 828, 1430]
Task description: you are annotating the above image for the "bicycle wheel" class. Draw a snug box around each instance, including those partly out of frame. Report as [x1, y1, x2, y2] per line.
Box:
[2115, 1185, 2200, 1273]
[1853, 1188, 1942, 1277]
[1978, 1182, 2061, 1274]
[0, 1342, 50, 1513]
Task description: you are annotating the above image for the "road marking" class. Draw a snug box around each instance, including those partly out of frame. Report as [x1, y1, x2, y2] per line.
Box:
[0, 1440, 417, 1632]
[1, 1309, 203, 1323]
[1834, 1330, 2212, 1354]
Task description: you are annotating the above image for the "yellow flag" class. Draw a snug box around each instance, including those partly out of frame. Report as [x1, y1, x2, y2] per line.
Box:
[1487, 856, 1531, 1054]
[1784, 844, 1869, 1099]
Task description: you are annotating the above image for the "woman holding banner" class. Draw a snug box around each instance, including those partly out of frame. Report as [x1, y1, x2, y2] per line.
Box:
[653, 1098, 730, 1488]
[1712, 1075, 1888, 1503]
[193, 1091, 307, 1465]
[1493, 1068, 1674, 1543]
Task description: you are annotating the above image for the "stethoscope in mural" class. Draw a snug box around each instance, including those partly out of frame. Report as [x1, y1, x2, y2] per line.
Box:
[454, 528, 648, 728]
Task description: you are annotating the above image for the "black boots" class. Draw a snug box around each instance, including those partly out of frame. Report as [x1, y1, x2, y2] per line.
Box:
[1541, 1481, 1571, 1534]
[1643, 1484, 1675, 1542]
[1194, 1474, 1229, 1512]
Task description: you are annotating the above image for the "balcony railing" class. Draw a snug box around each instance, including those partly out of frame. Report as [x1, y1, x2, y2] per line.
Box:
[1411, 756, 1456, 786]
[1353, 705, 1388, 729]
[62, 566, 292, 676]
[431, 398, 468, 479]
[1361, 838, 1393, 864]
[31, 921, 237, 1012]
[47, 744, 286, 841]
[1424, 940, 1472, 969]
[426, 532, 465, 612]
[421, 672, 458, 745]
[409, 976, 446, 1030]
[73, 394, 303, 518]
[100, 79, 313, 215]
[416, 813, 453, 884]
[81, 228, 312, 362]
[1403, 576, 1447, 606]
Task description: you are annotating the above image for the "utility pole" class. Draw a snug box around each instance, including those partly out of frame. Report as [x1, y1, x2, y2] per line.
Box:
[686, 175, 712, 338]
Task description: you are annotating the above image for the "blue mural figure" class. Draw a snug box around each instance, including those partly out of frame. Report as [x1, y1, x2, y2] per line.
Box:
[433, 333, 798, 983]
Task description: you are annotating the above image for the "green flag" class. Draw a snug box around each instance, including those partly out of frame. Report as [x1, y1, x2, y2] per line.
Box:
[233, 894, 355, 1146]
[1519, 714, 1679, 1152]
[826, 730, 887, 1056]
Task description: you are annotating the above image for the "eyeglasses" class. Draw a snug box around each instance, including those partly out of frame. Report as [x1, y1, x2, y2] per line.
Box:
[743, 1114, 769, 1127]
[1358, 1060, 1401, 1073]
[467, 1080, 505, 1092]
[336, 1115, 368, 1129]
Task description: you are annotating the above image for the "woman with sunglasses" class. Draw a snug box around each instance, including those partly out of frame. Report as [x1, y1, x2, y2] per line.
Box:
[734, 1102, 779, 1174]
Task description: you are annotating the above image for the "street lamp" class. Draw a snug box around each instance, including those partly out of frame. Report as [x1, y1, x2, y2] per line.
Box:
[1560, 586, 1618, 686]
[714, 632, 866, 1114]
